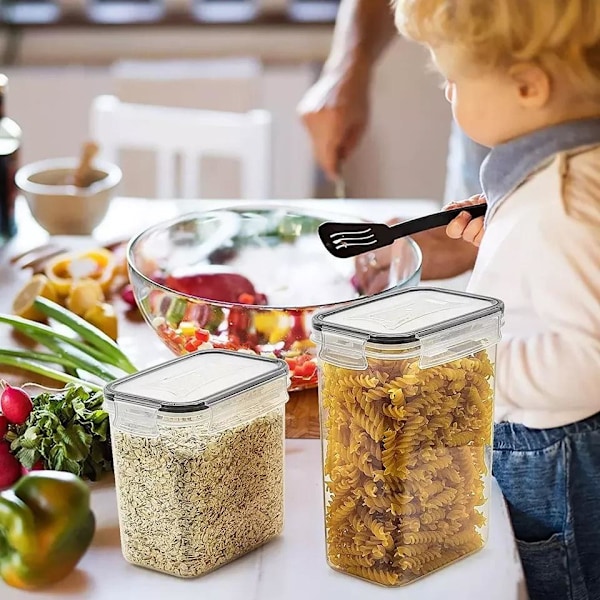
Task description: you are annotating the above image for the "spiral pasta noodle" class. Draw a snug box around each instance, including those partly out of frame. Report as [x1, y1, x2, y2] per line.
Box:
[321, 351, 494, 586]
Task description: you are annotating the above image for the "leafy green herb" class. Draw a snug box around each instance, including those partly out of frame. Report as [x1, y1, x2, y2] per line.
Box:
[7, 384, 112, 481]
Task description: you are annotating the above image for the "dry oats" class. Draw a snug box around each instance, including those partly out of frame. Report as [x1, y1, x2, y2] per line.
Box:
[112, 406, 285, 578]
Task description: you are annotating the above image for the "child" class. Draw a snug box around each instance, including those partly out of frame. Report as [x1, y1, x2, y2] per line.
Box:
[393, 1, 600, 599]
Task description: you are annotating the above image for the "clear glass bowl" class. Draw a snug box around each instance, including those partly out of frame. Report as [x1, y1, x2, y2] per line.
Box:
[127, 205, 422, 391]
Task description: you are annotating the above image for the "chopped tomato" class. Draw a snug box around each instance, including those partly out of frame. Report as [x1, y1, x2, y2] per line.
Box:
[295, 361, 317, 378]
[285, 357, 299, 371]
[185, 340, 199, 352]
[195, 328, 210, 342]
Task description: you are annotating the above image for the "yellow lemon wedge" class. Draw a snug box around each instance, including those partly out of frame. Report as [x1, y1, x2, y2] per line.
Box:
[12, 274, 59, 321]
[84, 302, 118, 340]
[66, 279, 105, 316]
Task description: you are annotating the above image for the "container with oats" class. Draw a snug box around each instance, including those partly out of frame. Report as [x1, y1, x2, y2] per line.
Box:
[104, 349, 289, 578]
[311, 287, 504, 587]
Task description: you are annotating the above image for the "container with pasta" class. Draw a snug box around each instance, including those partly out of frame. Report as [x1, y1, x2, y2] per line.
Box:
[312, 287, 504, 587]
[104, 349, 289, 578]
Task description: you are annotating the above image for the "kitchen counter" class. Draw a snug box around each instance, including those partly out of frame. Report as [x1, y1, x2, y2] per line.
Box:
[3, 440, 526, 600]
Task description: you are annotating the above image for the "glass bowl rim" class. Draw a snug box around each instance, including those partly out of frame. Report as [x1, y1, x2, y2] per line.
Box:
[126, 203, 424, 312]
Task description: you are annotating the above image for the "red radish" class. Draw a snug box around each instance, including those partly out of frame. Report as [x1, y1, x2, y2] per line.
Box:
[0, 444, 21, 489]
[0, 415, 8, 439]
[21, 459, 45, 476]
[121, 284, 137, 307]
[0, 381, 33, 425]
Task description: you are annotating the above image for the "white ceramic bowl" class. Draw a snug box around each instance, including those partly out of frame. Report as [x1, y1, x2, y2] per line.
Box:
[15, 157, 122, 235]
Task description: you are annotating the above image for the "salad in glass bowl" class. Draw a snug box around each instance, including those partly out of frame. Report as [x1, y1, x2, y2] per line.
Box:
[127, 205, 422, 391]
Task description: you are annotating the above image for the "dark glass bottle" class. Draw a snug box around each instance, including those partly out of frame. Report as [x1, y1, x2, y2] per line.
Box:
[0, 74, 22, 244]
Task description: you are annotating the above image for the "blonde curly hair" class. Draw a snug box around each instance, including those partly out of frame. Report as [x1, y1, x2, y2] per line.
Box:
[393, 0, 600, 97]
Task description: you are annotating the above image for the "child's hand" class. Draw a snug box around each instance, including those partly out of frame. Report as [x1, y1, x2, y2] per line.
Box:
[444, 195, 487, 247]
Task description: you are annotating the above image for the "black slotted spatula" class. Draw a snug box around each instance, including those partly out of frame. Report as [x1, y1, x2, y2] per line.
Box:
[318, 203, 487, 259]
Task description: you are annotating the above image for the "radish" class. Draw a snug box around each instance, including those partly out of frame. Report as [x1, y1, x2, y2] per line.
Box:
[120, 284, 137, 307]
[0, 415, 8, 439]
[0, 442, 21, 489]
[0, 381, 33, 425]
[21, 459, 45, 476]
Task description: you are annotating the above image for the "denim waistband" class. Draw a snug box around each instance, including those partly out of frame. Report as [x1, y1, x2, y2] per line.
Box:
[494, 412, 600, 452]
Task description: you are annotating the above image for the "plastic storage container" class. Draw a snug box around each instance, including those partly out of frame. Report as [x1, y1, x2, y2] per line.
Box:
[104, 349, 289, 578]
[312, 287, 504, 587]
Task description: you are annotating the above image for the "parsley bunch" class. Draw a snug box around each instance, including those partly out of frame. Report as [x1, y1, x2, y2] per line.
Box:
[7, 384, 112, 481]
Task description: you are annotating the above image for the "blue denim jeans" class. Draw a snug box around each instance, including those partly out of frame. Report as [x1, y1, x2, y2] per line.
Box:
[493, 414, 600, 600]
[444, 121, 489, 202]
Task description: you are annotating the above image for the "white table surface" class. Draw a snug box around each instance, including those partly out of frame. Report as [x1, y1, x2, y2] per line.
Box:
[2, 440, 526, 600]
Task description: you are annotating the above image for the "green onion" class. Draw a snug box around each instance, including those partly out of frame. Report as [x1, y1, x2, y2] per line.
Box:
[0, 348, 81, 370]
[63, 365, 79, 378]
[0, 313, 115, 368]
[33, 297, 136, 373]
[0, 348, 108, 381]
[0, 355, 102, 392]
[23, 339, 117, 382]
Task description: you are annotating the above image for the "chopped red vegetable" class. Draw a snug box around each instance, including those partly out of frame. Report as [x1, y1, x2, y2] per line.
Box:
[154, 309, 318, 388]
[166, 269, 263, 304]
[195, 329, 210, 343]
[237, 293, 255, 305]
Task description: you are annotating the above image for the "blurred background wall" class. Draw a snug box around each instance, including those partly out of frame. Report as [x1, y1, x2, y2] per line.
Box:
[0, 0, 451, 201]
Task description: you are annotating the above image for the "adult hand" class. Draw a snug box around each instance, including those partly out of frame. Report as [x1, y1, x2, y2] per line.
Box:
[354, 217, 479, 294]
[297, 62, 370, 182]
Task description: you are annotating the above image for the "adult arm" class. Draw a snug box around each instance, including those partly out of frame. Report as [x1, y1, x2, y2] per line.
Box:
[297, 0, 398, 181]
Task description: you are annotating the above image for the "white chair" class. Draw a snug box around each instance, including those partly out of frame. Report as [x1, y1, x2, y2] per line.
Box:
[89, 94, 272, 199]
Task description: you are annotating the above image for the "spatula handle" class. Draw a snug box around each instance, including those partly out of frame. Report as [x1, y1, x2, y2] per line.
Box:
[389, 203, 487, 238]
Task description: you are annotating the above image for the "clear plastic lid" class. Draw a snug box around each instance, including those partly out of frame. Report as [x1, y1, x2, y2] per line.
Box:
[312, 287, 503, 369]
[104, 350, 289, 436]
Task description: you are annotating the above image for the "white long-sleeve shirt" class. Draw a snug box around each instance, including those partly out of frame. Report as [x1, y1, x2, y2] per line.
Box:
[467, 146, 600, 428]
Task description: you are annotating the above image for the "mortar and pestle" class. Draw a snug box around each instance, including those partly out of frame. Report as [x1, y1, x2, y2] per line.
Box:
[15, 142, 122, 235]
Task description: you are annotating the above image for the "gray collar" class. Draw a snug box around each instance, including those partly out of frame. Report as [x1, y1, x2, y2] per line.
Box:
[481, 118, 600, 223]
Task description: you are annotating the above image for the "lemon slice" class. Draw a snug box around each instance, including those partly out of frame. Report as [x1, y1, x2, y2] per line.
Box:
[12, 274, 59, 321]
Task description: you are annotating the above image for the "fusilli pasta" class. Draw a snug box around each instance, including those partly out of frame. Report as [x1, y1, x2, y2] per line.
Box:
[321, 350, 494, 586]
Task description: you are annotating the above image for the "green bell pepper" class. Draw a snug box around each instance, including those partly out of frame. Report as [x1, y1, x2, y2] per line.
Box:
[0, 471, 95, 590]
